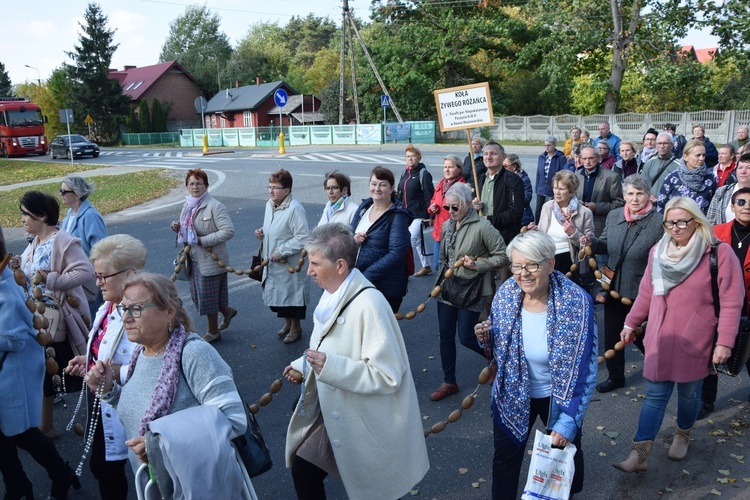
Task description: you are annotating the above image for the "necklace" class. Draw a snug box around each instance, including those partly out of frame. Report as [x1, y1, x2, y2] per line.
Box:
[68, 374, 105, 477]
[732, 224, 750, 249]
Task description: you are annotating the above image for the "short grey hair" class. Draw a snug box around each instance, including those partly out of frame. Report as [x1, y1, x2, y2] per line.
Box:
[444, 183, 474, 208]
[622, 174, 652, 196]
[90, 234, 148, 271]
[738, 125, 749, 133]
[444, 155, 463, 168]
[506, 231, 556, 263]
[306, 223, 358, 271]
[657, 131, 674, 144]
[544, 135, 557, 146]
[471, 134, 485, 147]
[485, 141, 505, 155]
[62, 176, 95, 200]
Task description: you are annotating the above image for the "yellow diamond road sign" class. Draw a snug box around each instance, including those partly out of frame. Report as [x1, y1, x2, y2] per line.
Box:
[85, 114, 94, 124]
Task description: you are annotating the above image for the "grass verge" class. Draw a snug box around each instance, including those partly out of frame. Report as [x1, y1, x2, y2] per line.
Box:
[0, 169, 180, 228]
[0, 159, 104, 186]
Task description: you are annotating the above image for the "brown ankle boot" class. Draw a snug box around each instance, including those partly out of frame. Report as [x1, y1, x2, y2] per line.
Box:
[613, 440, 653, 473]
[277, 318, 292, 337]
[283, 319, 302, 344]
[668, 426, 692, 461]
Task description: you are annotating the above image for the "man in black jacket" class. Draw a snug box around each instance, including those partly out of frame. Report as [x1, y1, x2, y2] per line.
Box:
[471, 142, 524, 246]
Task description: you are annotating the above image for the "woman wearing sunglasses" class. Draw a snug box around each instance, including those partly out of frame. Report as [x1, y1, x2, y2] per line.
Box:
[65, 234, 147, 500]
[59, 176, 107, 319]
[614, 196, 744, 473]
[430, 183, 508, 401]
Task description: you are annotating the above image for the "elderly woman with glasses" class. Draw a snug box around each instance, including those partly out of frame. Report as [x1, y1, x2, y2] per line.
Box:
[85, 273, 247, 498]
[597, 140, 617, 170]
[170, 168, 237, 344]
[318, 170, 358, 226]
[430, 183, 508, 402]
[64, 235, 147, 500]
[255, 169, 310, 343]
[60, 176, 107, 317]
[613, 197, 744, 473]
[474, 230, 598, 498]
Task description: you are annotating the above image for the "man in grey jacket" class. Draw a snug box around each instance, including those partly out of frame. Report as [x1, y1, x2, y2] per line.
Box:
[641, 132, 681, 195]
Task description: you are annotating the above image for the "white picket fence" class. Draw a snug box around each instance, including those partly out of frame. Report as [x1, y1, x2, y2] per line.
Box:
[452, 110, 750, 144]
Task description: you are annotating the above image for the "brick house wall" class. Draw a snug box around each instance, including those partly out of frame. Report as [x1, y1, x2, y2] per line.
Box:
[138, 70, 202, 122]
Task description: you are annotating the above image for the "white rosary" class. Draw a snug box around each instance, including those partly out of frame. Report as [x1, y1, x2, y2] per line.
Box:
[64, 372, 107, 477]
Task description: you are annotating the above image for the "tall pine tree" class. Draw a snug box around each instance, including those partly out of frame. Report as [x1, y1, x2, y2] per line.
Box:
[138, 99, 151, 133]
[0, 62, 12, 96]
[65, 3, 130, 143]
[151, 98, 167, 132]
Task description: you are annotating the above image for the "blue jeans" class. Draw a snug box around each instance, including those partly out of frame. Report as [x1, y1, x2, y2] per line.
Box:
[635, 379, 703, 441]
[437, 301, 484, 384]
[433, 240, 441, 271]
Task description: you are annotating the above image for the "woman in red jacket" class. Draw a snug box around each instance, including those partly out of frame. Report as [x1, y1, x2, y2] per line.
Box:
[427, 155, 465, 270]
[614, 196, 745, 473]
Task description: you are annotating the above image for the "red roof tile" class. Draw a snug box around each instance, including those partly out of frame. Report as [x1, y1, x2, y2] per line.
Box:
[107, 61, 196, 101]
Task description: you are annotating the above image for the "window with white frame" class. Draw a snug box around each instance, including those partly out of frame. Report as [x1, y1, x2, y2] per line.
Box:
[243, 111, 251, 127]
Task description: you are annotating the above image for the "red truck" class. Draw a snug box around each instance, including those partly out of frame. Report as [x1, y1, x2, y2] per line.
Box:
[0, 97, 48, 157]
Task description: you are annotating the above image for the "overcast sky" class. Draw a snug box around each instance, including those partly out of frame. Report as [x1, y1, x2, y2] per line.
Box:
[3, 0, 719, 87]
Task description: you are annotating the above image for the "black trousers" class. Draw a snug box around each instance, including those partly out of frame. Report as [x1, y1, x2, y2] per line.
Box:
[603, 299, 645, 382]
[291, 455, 328, 500]
[88, 392, 129, 500]
[492, 397, 584, 499]
[270, 305, 306, 319]
[0, 428, 68, 495]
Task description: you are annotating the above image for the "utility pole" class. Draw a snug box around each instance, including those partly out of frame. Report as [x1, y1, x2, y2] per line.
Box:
[339, 0, 403, 123]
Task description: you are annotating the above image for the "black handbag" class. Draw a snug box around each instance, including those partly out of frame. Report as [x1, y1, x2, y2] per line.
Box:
[441, 274, 484, 309]
[233, 395, 273, 478]
[709, 246, 750, 376]
[247, 243, 263, 282]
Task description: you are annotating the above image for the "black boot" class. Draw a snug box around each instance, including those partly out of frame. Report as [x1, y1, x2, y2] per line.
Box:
[50, 463, 81, 500]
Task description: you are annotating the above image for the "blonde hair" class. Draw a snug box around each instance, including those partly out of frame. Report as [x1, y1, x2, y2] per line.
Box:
[552, 170, 580, 193]
[683, 139, 706, 158]
[663, 196, 716, 246]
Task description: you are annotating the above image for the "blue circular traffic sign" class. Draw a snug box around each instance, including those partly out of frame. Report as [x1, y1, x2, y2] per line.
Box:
[274, 89, 289, 107]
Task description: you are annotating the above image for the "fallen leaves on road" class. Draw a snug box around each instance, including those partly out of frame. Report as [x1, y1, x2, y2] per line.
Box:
[459, 468, 468, 475]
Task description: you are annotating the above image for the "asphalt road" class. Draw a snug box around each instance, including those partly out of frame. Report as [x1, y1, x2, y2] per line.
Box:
[4, 144, 750, 499]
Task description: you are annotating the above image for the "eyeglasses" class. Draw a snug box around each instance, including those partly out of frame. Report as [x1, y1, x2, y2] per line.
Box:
[59, 189, 75, 196]
[662, 218, 694, 229]
[187, 182, 205, 188]
[443, 204, 460, 212]
[93, 269, 129, 284]
[117, 303, 159, 318]
[267, 186, 287, 191]
[510, 262, 543, 275]
[324, 186, 340, 191]
[734, 199, 749, 207]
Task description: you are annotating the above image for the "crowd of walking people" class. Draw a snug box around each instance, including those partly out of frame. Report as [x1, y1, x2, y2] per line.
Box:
[2, 124, 750, 499]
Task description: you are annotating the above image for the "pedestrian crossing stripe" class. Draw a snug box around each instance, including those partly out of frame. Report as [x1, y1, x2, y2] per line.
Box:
[284, 153, 403, 164]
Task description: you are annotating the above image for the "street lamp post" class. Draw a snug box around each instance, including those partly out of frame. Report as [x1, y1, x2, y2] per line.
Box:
[25, 65, 41, 86]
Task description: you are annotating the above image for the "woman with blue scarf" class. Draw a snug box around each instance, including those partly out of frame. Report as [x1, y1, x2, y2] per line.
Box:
[170, 169, 236, 343]
[475, 231, 598, 499]
[318, 171, 358, 226]
[656, 139, 716, 214]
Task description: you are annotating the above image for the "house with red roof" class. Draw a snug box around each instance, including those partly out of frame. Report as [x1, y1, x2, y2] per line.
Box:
[203, 79, 322, 129]
[108, 61, 203, 129]
[679, 45, 719, 64]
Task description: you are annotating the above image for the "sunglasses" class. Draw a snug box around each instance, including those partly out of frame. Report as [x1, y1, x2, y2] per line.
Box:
[443, 204, 460, 212]
[735, 199, 749, 207]
[59, 189, 75, 196]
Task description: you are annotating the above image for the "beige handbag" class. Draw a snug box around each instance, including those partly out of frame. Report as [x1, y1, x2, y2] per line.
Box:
[42, 295, 67, 343]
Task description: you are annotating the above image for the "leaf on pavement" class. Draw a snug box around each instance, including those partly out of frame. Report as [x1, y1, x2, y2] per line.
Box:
[718, 470, 730, 476]
[710, 488, 721, 495]
[459, 468, 468, 475]
[597, 426, 605, 431]
[682, 469, 690, 475]
[472, 482, 480, 488]
[605, 432, 619, 438]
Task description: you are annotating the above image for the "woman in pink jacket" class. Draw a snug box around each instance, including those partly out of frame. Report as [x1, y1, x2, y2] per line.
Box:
[613, 196, 744, 473]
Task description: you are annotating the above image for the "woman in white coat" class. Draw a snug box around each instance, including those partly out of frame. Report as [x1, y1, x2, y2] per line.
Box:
[255, 169, 310, 344]
[170, 168, 237, 344]
[65, 234, 147, 500]
[283, 223, 429, 500]
[318, 171, 358, 226]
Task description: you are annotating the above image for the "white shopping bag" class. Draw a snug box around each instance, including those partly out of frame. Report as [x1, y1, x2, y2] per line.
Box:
[521, 430, 577, 500]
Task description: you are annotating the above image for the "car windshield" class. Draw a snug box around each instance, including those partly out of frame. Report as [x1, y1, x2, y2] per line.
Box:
[6, 109, 44, 126]
[59, 135, 88, 144]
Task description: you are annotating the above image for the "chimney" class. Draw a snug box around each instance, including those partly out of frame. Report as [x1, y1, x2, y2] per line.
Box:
[235, 80, 242, 88]
[123, 65, 136, 71]
[256, 77, 263, 85]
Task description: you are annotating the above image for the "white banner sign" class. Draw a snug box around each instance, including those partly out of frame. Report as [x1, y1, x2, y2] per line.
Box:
[433, 82, 494, 132]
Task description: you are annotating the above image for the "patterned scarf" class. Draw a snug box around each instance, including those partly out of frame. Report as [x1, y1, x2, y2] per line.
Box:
[440, 176, 462, 196]
[325, 194, 349, 221]
[651, 232, 706, 296]
[640, 147, 656, 163]
[623, 201, 654, 223]
[178, 193, 207, 245]
[677, 162, 710, 193]
[126, 325, 188, 436]
[551, 195, 580, 226]
[489, 271, 594, 446]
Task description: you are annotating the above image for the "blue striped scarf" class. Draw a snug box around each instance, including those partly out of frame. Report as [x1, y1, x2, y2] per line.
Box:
[489, 271, 595, 446]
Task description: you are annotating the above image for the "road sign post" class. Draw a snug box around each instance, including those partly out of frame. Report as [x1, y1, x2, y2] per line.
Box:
[381, 95, 390, 124]
[194, 96, 208, 153]
[274, 89, 289, 154]
[85, 114, 94, 141]
[59, 109, 75, 166]
[433, 83, 494, 209]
